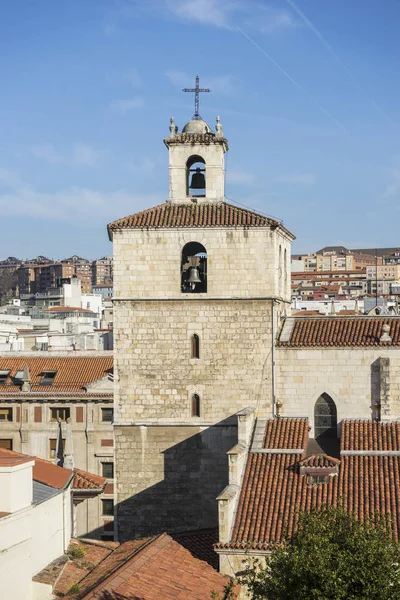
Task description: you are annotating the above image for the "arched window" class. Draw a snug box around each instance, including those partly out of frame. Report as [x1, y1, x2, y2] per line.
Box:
[191, 394, 201, 417]
[191, 334, 200, 359]
[314, 393, 337, 438]
[181, 242, 207, 293]
[186, 155, 206, 197]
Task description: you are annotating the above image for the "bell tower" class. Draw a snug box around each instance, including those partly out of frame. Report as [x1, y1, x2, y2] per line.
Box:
[110, 78, 295, 542]
[166, 114, 228, 203]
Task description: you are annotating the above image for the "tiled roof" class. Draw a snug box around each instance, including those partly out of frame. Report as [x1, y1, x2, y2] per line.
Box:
[0, 355, 113, 393]
[279, 316, 400, 347]
[0, 447, 34, 467]
[59, 533, 232, 600]
[217, 418, 400, 550]
[263, 418, 309, 449]
[44, 306, 95, 314]
[0, 448, 105, 491]
[341, 420, 400, 452]
[108, 201, 285, 232]
[164, 132, 228, 146]
[171, 528, 219, 569]
[72, 469, 106, 491]
[298, 454, 340, 468]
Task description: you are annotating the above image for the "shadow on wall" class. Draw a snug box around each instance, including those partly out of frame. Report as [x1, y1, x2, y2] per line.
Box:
[113, 416, 238, 542]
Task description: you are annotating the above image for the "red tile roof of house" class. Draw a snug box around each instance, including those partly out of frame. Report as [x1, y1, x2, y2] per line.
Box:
[341, 420, 400, 451]
[279, 316, 400, 347]
[51, 533, 233, 600]
[263, 417, 309, 449]
[298, 454, 340, 468]
[216, 418, 400, 550]
[0, 355, 113, 395]
[0, 448, 105, 491]
[171, 528, 219, 569]
[44, 306, 95, 314]
[107, 201, 293, 236]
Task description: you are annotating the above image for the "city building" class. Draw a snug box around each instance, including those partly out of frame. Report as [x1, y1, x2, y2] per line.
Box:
[0, 447, 105, 600]
[0, 354, 114, 540]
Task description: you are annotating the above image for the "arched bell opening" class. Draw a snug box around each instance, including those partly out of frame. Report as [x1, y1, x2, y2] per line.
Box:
[186, 155, 206, 197]
[191, 394, 201, 417]
[191, 334, 200, 359]
[314, 393, 339, 456]
[181, 242, 207, 293]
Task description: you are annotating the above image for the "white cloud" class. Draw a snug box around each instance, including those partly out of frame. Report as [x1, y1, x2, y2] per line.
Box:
[111, 97, 145, 114]
[0, 167, 24, 189]
[125, 158, 156, 174]
[31, 143, 102, 167]
[272, 173, 316, 185]
[120, 0, 298, 33]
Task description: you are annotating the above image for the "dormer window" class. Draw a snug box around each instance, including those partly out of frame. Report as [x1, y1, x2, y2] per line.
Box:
[40, 371, 57, 386]
[0, 370, 10, 385]
[299, 454, 340, 488]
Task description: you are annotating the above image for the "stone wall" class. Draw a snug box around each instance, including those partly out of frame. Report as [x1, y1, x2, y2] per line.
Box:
[114, 300, 274, 423]
[115, 421, 237, 540]
[112, 226, 292, 302]
[276, 347, 400, 434]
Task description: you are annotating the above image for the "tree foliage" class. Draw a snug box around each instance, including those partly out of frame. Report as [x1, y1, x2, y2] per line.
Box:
[0, 269, 18, 303]
[239, 506, 400, 600]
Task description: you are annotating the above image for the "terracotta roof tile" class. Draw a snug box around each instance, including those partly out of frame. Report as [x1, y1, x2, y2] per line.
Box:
[171, 528, 219, 569]
[73, 533, 232, 600]
[108, 201, 283, 232]
[279, 316, 400, 347]
[263, 418, 309, 449]
[0, 355, 113, 393]
[299, 454, 340, 468]
[218, 419, 400, 549]
[73, 469, 106, 491]
[164, 132, 228, 147]
[341, 420, 400, 452]
[0, 447, 34, 467]
[33, 457, 73, 489]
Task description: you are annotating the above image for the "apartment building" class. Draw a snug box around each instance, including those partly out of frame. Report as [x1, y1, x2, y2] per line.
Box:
[0, 353, 114, 540]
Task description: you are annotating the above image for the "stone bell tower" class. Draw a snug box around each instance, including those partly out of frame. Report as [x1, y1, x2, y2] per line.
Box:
[109, 81, 295, 542]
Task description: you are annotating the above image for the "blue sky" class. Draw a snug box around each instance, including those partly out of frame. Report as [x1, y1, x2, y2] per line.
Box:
[1, 0, 400, 259]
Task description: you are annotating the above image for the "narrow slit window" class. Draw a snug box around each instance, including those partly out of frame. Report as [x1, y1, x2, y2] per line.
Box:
[191, 334, 200, 359]
[191, 394, 201, 417]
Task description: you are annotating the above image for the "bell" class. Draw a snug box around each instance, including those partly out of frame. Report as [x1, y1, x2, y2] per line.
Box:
[190, 169, 205, 190]
[187, 267, 202, 288]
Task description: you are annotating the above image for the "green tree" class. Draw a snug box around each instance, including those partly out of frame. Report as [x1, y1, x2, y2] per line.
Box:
[239, 506, 400, 600]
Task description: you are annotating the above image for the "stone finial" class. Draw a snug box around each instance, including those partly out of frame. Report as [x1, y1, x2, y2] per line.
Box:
[380, 323, 392, 343]
[215, 115, 223, 137]
[330, 299, 336, 315]
[21, 364, 31, 393]
[169, 117, 178, 137]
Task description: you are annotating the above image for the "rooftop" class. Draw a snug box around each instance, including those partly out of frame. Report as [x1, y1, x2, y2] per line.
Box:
[216, 418, 400, 551]
[35, 533, 233, 599]
[279, 316, 400, 347]
[0, 355, 113, 395]
[108, 201, 294, 238]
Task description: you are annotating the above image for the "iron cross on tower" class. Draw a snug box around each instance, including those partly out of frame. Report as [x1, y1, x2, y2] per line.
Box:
[182, 75, 211, 121]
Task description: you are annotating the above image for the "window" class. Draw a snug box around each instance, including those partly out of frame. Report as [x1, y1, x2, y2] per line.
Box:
[101, 407, 114, 422]
[13, 370, 24, 385]
[314, 393, 337, 439]
[307, 474, 329, 486]
[0, 370, 10, 385]
[0, 439, 13, 450]
[191, 334, 200, 359]
[49, 438, 65, 459]
[0, 408, 12, 421]
[191, 394, 201, 417]
[50, 407, 70, 422]
[181, 242, 207, 294]
[101, 499, 114, 516]
[40, 371, 57, 386]
[102, 462, 114, 478]
[186, 155, 206, 197]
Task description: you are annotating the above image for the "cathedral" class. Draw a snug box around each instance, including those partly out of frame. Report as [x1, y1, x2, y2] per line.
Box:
[108, 90, 400, 583]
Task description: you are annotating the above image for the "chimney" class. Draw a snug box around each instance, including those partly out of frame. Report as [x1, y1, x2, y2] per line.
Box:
[0, 455, 34, 513]
[21, 364, 31, 393]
